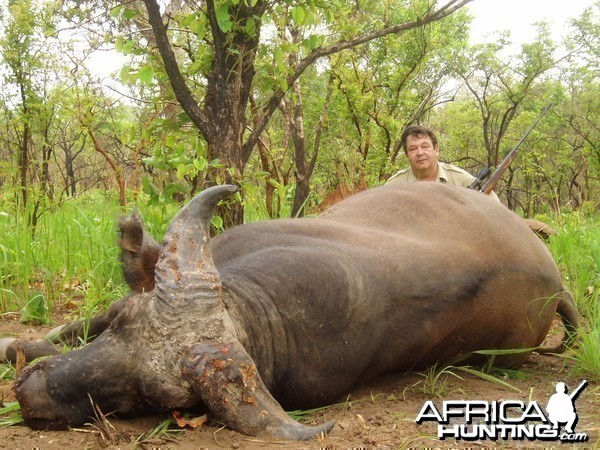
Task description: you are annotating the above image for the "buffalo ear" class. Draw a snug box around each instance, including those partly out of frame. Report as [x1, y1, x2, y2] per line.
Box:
[118, 208, 160, 293]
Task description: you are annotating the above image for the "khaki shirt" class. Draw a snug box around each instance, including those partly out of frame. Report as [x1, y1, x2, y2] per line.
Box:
[387, 163, 475, 187]
[387, 163, 500, 200]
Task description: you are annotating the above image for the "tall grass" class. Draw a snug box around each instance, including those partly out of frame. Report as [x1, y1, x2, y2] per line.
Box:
[241, 180, 296, 222]
[547, 213, 600, 381]
[0, 191, 174, 320]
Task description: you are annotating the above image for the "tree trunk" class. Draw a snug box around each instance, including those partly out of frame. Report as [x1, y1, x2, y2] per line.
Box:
[85, 126, 127, 207]
[41, 117, 54, 201]
[288, 79, 309, 218]
[290, 73, 334, 218]
[18, 121, 30, 209]
[65, 149, 77, 197]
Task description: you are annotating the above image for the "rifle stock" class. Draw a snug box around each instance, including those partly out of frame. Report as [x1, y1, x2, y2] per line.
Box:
[480, 103, 553, 195]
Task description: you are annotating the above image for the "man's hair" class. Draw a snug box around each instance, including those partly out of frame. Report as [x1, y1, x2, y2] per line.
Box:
[401, 125, 438, 153]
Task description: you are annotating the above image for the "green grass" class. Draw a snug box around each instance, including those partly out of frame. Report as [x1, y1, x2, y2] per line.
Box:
[0, 186, 292, 317]
[546, 213, 600, 382]
[133, 418, 185, 444]
[0, 363, 20, 427]
[0, 402, 22, 427]
[0, 191, 176, 319]
[411, 351, 526, 398]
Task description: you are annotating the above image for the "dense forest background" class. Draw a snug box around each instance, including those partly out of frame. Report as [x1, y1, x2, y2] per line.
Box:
[0, 0, 597, 227]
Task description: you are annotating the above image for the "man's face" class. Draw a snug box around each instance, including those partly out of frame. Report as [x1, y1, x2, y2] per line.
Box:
[405, 134, 440, 176]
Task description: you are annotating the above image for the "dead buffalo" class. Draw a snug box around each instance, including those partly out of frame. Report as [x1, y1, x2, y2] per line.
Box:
[8, 183, 578, 440]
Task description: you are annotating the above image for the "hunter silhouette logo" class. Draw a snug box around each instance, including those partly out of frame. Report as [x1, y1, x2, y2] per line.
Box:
[546, 380, 587, 434]
[415, 380, 589, 442]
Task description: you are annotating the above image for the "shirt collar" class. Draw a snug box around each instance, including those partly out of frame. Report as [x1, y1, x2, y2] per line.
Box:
[436, 163, 449, 183]
[408, 163, 447, 183]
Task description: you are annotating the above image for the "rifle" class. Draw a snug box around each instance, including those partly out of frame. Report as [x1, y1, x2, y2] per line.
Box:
[468, 166, 490, 190]
[473, 103, 553, 195]
[569, 379, 587, 401]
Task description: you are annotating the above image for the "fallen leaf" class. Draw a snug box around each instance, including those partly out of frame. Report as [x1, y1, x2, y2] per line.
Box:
[15, 341, 26, 377]
[172, 411, 208, 429]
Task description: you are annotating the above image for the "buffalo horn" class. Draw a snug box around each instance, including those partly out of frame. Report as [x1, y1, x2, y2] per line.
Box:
[154, 185, 239, 305]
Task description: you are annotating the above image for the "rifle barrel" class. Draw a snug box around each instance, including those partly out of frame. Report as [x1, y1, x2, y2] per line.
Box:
[569, 379, 587, 400]
[481, 103, 553, 195]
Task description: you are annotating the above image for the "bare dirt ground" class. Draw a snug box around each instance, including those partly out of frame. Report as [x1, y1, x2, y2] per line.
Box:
[1, 314, 598, 450]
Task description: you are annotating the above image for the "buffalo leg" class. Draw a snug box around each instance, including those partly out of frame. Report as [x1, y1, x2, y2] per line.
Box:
[0, 338, 59, 364]
[0, 295, 133, 364]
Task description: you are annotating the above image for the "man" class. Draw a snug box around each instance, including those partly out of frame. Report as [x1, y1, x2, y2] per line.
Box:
[387, 125, 479, 187]
[386, 125, 567, 240]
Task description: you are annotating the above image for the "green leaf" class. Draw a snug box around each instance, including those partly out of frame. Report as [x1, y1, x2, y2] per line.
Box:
[122, 39, 135, 55]
[43, 24, 57, 38]
[0, 402, 20, 415]
[278, 77, 288, 91]
[177, 163, 195, 179]
[109, 5, 122, 18]
[291, 6, 305, 25]
[0, 401, 22, 427]
[165, 135, 176, 148]
[190, 18, 205, 37]
[209, 159, 224, 168]
[274, 47, 284, 70]
[216, 4, 233, 33]
[115, 36, 124, 52]
[141, 177, 158, 203]
[189, 59, 203, 74]
[180, 13, 196, 27]
[142, 157, 167, 170]
[303, 9, 315, 26]
[307, 34, 320, 50]
[139, 66, 155, 85]
[194, 158, 207, 171]
[165, 183, 188, 199]
[245, 17, 256, 35]
[325, 8, 335, 23]
[211, 215, 224, 230]
[472, 348, 535, 355]
[119, 66, 131, 83]
[123, 8, 138, 20]
[20, 293, 49, 325]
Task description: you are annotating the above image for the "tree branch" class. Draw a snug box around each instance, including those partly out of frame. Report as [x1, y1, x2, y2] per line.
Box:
[244, 0, 473, 156]
[142, 0, 211, 138]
